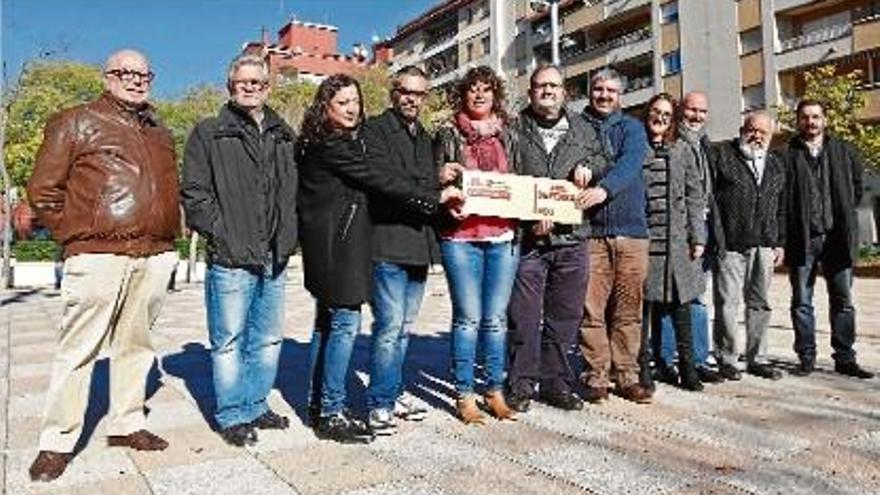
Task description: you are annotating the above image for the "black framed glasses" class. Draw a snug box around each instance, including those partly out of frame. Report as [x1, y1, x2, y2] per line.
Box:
[394, 87, 428, 98]
[106, 69, 155, 84]
[232, 78, 270, 90]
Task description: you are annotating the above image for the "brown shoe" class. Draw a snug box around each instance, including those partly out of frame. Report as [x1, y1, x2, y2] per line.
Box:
[107, 429, 169, 451]
[582, 386, 609, 404]
[618, 384, 653, 404]
[29, 451, 72, 482]
[456, 395, 486, 425]
[484, 391, 517, 421]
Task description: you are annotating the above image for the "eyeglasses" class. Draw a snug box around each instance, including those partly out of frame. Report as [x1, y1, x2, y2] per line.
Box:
[232, 79, 269, 90]
[106, 69, 155, 84]
[649, 108, 673, 121]
[532, 82, 562, 91]
[395, 87, 428, 98]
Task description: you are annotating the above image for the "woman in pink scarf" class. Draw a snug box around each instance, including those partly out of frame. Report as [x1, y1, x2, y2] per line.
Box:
[434, 66, 519, 424]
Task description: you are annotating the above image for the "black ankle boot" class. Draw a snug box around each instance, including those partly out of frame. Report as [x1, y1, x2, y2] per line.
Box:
[673, 304, 702, 392]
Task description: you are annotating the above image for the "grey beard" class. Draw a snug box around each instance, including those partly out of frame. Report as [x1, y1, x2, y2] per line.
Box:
[678, 123, 705, 144]
[738, 140, 765, 160]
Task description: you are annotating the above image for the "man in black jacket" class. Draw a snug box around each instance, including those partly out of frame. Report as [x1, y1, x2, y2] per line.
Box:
[363, 66, 438, 434]
[181, 55, 299, 446]
[783, 99, 873, 379]
[505, 65, 606, 412]
[711, 111, 786, 382]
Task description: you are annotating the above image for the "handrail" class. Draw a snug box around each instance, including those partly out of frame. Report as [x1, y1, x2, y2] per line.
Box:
[778, 23, 852, 52]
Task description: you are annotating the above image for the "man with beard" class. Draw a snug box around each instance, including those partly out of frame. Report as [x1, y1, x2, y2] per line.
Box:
[711, 111, 786, 381]
[783, 100, 873, 378]
[26, 49, 179, 481]
[363, 66, 440, 434]
[653, 92, 724, 385]
[505, 65, 607, 412]
[575, 69, 652, 404]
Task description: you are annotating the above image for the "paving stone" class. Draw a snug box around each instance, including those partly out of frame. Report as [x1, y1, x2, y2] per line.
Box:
[661, 414, 811, 462]
[8, 474, 152, 495]
[147, 455, 296, 494]
[423, 456, 587, 495]
[522, 442, 687, 494]
[516, 404, 633, 442]
[5, 447, 139, 494]
[345, 481, 448, 495]
[127, 424, 242, 472]
[448, 415, 578, 457]
[259, 443, 402, 494]
[9, 373, 51, 396]
[723, 462, 867, 495]
[368, 427, 497, 478]
[6, 414, 43, 450]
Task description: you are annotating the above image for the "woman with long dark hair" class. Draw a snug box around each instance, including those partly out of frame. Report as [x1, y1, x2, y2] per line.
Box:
[297, 74, 460, 443]
[434, 66, 519, 424]
[640, 93, 706, 392]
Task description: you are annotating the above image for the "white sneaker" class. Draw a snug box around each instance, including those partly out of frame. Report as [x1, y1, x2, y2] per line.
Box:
[367, 408, 397, 436]
[393, 397, 427, 422]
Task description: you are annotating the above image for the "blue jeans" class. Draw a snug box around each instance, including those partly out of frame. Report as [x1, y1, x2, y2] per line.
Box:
[790, 235, 857, 364]
[309, 304, 361, 416]
[441, 240, 519, 395]
[206, 263, 286, 429]
[657, 299, 709, 366]
[367, 262, 427, 411]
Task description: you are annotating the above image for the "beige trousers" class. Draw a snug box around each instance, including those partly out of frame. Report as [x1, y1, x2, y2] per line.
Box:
[39, 251, 177, 453]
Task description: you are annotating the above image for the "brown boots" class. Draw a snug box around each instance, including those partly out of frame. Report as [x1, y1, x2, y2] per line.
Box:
[456, 392, 517, 425]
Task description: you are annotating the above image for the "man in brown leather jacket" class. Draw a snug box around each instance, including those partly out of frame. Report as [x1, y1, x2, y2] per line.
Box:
[26, 49, 180, 482]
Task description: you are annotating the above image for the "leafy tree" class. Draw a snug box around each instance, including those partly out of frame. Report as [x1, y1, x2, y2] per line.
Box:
[268, 80, 317, 130]
[155, 85, 225, 163]
[777, 65, 880, 169]
[3, 61, 103, 188]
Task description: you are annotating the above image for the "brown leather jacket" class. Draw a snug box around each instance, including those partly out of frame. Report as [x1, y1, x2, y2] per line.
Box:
[26, 93, 180, 258]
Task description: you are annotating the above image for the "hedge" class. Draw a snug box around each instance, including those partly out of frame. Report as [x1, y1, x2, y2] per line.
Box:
[12, 240, 60, 262]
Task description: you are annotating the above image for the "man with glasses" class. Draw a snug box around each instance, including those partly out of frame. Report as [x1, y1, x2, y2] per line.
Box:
[711, 111, 786, 382]
[27, 49, 179, 481]
[505, 65, 606, 412]
[182, 54, 299, 446]
[362, 65, 437, 435]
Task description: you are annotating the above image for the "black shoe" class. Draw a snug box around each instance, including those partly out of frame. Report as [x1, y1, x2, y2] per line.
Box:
[314, 411, 375, 444]
[747, 363, 783, 381]
[653, 363, 679, 385]
[506, 392, 532, 413]
[718, 364, 742, 381]
[219, 423, 258, 447]
[251, 410, 290, 430]
[540, 391, 583, 411]
[679, 367, 704, 392]
[696, 366, 724, 383]
[792, 357, 815, 376]
[835, 361, 875, 379]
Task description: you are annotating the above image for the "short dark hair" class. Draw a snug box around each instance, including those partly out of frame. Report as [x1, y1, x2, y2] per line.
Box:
[392, 65, 427, 89]
[529, 64, 563, 89]
[796, 98, 825, 117]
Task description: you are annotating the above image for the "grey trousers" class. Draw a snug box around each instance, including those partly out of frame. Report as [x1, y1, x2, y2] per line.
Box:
[712, 247, 774, 368]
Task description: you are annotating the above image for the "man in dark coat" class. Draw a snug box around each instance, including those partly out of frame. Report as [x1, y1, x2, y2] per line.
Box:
[363, 66, 438, 434]
[182, 54, 299, 447]
[783, 99, 873, 379]
[505, 65, 607, 412]
[711, 111, 786, 382]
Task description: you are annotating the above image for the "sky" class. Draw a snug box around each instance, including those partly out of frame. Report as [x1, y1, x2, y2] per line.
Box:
[1, 0, 438, 98]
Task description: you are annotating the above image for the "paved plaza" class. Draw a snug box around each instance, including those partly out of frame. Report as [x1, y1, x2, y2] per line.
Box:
[1, 263, 879, 494]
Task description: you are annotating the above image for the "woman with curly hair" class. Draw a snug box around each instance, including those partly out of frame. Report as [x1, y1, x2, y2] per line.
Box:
[297, 74, 460, 443]
[434, 66, 520, 424]
[639, 93, 706, 392]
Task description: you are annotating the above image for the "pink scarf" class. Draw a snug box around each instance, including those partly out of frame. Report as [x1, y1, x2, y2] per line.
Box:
[444, 112, 516, 241]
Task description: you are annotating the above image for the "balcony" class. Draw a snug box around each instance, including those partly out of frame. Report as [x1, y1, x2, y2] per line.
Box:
[562, 26, 652, 64]
[425, 46, 459, 80]
[622, 74, 654, 94]
[779, 22, 852, 52]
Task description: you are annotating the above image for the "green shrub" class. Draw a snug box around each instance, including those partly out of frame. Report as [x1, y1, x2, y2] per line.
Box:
[175, 236, 207, 260]
[12, 240, 60, 262]
[858, 244, 880, 263]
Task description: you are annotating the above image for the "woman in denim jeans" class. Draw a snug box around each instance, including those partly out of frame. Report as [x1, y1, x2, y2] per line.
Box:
[298, 75, 459, 443]
[434, 66, 520, 424]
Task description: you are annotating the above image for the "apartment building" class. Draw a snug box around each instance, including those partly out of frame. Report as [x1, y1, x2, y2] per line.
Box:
[372, 0, 517, 89]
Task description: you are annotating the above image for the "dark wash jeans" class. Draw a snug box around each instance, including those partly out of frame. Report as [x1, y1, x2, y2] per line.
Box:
[790, 234, 857, 364]
[507, 240, 589, 397]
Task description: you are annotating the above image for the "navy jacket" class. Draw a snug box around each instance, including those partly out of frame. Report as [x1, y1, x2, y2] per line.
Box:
[581, 109, 649, 239]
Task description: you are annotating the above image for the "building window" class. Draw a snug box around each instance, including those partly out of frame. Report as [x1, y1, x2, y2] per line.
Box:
[742, 83, 765, 110]
[660, 2, 679, 24]
[739, 28, 762, 55]
[480, 1, 490, 19]
[466, 42, 474, 62]
[662, 50, 681, 76]
[481, 35, 491, 56]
